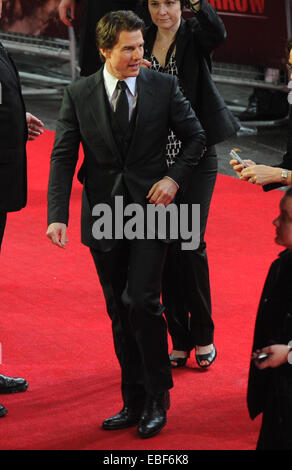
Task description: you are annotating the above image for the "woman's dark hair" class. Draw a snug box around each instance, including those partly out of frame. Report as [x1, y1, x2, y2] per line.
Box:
[96, 10, 145, 61]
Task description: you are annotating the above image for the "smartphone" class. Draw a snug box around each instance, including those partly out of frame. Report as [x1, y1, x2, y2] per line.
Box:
[230, 149, 247, 168]
[254, 352, 269, 362]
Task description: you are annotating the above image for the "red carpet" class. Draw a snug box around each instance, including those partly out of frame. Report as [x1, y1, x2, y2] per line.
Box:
[0, 130, 282, 450]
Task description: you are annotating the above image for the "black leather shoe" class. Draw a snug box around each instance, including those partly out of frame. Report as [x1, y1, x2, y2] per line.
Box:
[0, 404, 7, 417]
[0, 374, 29, 394]
[102, 406, 142, 430]
[137, 391, 170, 439]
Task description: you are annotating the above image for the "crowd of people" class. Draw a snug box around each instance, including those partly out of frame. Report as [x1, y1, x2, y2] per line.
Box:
[1, 0, 292, 449]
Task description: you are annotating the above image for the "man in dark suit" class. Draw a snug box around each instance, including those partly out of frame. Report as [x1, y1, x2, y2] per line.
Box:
[58, 0, 149, 76]
[47, 10, 205, 438]
[0, 0, 44, 417]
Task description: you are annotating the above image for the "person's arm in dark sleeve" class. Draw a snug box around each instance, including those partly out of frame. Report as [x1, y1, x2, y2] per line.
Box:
[47, 86, 81, 226]
[186, 0, 227, 54]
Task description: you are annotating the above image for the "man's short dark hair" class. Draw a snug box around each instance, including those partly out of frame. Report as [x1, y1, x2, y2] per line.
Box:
[96, 10, 145, 62]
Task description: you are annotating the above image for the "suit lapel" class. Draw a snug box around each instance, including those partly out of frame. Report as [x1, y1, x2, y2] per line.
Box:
[86, 68, 155, 164]
[126, 68, 155, 163]
[87, 69, 123, 164]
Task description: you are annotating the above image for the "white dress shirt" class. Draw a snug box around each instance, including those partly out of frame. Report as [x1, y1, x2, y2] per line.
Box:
[103, 65, 137, 121]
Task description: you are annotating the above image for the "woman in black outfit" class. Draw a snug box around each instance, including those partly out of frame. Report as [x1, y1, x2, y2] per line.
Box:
[142, 0, 239, 367]
[247, 188, 292, 449]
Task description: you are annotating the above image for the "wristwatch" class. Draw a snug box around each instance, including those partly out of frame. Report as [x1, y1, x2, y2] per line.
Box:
[281, 169, 289, 185]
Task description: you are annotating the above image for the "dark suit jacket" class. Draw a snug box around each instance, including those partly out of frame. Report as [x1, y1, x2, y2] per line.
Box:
[0, 42, 27, 213]
[47, 66, 206, 251]
[144, 0, 240, 147]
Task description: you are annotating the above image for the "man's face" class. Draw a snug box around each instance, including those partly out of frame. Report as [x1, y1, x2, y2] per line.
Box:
[101, 29, 144, 80]
[273, 195, 292, 249]
[0, 1, 3, 18]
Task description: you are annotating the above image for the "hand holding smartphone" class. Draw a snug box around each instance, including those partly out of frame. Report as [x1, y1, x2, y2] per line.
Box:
[230, 149, 247, 168]
[253, 352, 269, 362]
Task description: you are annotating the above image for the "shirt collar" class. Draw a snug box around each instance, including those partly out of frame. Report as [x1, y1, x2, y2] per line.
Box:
[103, 64, 137, 98]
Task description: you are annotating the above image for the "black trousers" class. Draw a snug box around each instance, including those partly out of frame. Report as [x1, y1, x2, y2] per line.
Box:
[90, 238, 173, 406]
[0, 212, 7, 252]
[162, 148, 218, 350]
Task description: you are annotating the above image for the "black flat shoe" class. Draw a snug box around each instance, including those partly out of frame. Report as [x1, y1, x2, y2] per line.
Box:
[169, 352, 189, 368]
[196, 345, 217, 369]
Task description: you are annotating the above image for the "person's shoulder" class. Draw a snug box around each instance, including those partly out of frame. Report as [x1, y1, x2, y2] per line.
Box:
[278, 248, 292, 258]
[69, 75, 88, 89]
[175, 17, 201, 42]
[182, 16, 197, 28]
[65, 70, 102, 96]
[140, 67, 176, 85]
[276, 249, 292, 273]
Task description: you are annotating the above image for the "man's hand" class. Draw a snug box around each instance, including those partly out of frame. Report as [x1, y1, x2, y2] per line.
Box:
[46, 223, 69, 249]
[58, 0, 76, 27]
[147, 178, 178, 206]
[26, 113, 44, 141]
[252, 344, 291, 370]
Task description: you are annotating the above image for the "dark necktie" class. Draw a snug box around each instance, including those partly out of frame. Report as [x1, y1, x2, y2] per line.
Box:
[115, 80, 129, 133]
